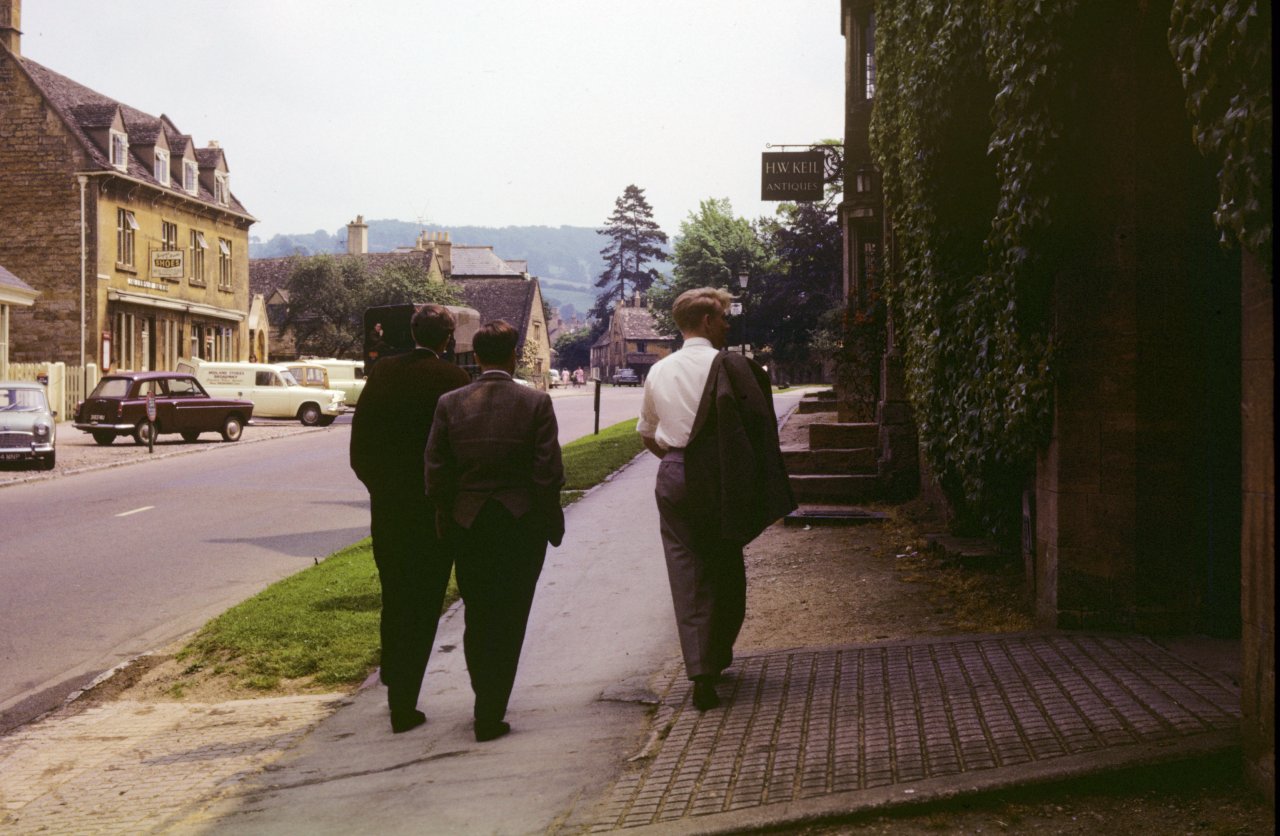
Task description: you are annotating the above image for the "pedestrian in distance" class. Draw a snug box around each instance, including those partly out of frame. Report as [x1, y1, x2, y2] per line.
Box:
[426, 320, 565, 742]
[636, 287, 795, 711]
[349, 304, 472, 734]
[574, 366, 585, 387]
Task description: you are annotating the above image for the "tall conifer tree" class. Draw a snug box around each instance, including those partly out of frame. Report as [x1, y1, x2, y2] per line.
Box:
[592, 185, 668, 324]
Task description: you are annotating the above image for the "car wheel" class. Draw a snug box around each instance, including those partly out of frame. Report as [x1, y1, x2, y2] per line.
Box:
[298, 403, 322, 426]
[92, 431, 115, 446]
[221, 414, 244, 442]
[180, 430, 201, 443]
[316, 415, 336, 427]
[132, 421, 154, 446]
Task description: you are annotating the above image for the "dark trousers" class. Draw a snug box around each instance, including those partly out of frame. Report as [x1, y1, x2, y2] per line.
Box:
[451, 501, 547, 725]
[369, 491, 454, 714]
[655, 453, 747, 679]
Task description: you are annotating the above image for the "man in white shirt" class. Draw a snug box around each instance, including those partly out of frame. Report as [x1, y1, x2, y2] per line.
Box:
[637, 287, 794, 711]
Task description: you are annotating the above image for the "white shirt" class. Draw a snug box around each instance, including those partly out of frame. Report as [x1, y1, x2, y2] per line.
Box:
[636, 337, 718, 450]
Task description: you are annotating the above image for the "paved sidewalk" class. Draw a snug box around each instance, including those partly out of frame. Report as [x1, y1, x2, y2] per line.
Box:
[590, 633, 1240, 833]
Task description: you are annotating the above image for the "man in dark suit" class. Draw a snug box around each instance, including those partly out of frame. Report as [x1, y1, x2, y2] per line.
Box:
[350, 304, 471, 733]
[425, 320, 564, 742]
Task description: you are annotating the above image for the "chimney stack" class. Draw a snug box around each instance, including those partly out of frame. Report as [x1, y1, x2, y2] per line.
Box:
[346, 214, 368, 255]
[1, 0, 21, 56]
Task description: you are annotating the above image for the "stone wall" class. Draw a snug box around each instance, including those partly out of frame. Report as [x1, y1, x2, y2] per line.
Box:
[0, 51, 93, 364]
[1033, 4, 1241, 633]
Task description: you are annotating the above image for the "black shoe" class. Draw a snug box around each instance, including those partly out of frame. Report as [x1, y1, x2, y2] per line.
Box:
[474, 720, 511, 742]
[692, 677, 720, 711]
[390, 708, 426, 734]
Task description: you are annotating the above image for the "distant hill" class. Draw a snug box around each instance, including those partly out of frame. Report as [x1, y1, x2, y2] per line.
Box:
[249, 219, 670, 315]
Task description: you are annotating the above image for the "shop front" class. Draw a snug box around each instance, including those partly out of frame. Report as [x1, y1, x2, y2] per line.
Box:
[105, 289, 244, 373]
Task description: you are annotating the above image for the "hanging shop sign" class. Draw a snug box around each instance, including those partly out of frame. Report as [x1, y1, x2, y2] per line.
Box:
[150, 250, 184, 280]
[761, 151, 825, 201]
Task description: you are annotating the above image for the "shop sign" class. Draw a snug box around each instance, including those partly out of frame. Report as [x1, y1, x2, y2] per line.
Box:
[761, 151, 825, 201]
[150, 250, 184, 279]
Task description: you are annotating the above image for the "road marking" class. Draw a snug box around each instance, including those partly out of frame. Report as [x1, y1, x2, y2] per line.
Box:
[115, 506, 155, 518]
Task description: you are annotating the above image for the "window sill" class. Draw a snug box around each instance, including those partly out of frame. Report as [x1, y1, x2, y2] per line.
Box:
[115, 263, 137, 275]
[189, 279, 207, 288]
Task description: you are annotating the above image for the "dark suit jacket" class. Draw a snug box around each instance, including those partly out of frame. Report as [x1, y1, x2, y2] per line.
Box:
[425, 372, 565, 545]
[349, 348, 472, 496]
[684, 351, 797, 546]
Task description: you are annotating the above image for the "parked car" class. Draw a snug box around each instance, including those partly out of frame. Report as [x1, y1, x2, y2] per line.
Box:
[0, 381, 57, 469]
[73, 371, 254, 446]
[302, 358, 366, 406]
[282, 362, 332, 391]
[611, 368, 641, 386]
[176, 359, 344, 426]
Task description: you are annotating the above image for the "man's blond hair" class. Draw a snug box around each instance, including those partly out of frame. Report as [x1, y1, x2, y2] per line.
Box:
[672, 287, 733, 333]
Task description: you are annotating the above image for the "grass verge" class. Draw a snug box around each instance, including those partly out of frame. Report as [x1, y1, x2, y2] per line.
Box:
[170, 418, 646, 694]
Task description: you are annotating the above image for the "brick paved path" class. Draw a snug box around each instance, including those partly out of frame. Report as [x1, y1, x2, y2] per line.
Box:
[593, 633, 1240, 832]
[0, 695, 342, 834]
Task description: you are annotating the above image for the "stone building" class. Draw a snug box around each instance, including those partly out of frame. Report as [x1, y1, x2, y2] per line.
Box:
[840, 0, 1272, 796]
[0, 2, 255, 373]
[595, 293, 675, 382]
[250, 219, 552, 384]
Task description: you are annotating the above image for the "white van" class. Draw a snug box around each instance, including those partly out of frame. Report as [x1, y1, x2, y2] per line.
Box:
[302, 358, 366, 406]
[176, 359, 345, 426]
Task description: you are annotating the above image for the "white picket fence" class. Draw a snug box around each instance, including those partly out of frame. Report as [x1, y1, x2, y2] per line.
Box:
[6, 362, 99, 420]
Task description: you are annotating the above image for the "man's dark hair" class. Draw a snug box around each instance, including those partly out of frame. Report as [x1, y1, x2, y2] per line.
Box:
[411, 304, 455, 349]
[473, 320, 520, 364]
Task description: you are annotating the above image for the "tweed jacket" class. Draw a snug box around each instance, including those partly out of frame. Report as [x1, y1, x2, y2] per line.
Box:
[349, 348, 472, 497]
[683, 351, 797, 546]
[425, 372, 565, 545]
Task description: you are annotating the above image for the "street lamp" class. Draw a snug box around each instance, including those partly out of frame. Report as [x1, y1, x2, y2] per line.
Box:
[737, 270, 749, 356]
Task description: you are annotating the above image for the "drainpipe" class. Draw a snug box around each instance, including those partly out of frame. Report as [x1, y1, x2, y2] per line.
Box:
[78, 174, 87, 388]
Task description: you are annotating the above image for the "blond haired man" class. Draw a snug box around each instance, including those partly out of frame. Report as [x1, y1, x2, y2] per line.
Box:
[637, 287, 795, 711]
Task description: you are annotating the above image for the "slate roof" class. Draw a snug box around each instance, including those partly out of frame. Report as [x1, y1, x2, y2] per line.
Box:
[249, 251, 437, 299]
[450, 246, 524, 277]
[0, 264, 38, 297]
[17, 58, 252, 218]
[454, 278, 540, 351]
[614, 305, 672, 341]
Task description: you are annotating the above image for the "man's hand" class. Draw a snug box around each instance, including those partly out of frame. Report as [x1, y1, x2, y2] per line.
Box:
[641, 435, 666, 458]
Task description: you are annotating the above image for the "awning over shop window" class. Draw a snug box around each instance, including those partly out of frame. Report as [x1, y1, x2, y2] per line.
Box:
[107, 289, 245, 322]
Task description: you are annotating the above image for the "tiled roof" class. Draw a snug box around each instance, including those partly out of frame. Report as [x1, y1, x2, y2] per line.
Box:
[614, 305, 672, 340]
[450, 246, 524, 277]
[249, 251, 437, 299]
[18, 58, 252, 218]
[454, 278, 540, 350]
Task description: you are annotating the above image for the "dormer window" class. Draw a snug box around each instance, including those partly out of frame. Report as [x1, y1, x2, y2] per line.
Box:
[109, 130, 129, 170]
[154, 150, 170, 186]
[214, 172, 230, 206]
[183, 160, 198, 195]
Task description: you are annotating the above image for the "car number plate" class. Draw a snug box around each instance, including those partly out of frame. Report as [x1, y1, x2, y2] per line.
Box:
[0, 452, 24, 460]
[90, 414, 104, 422]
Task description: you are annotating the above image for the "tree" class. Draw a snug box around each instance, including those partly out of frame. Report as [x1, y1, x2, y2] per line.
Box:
[592, 185, 669, 324]
[649, 198, 765, 337]
[553, 326, 593, 370]
[283, 255, 459, 358]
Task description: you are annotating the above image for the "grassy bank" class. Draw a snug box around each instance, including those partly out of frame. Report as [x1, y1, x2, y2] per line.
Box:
[172, 418, 646, 694]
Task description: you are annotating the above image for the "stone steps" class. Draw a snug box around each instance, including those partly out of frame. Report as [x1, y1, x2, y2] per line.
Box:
[789, 473, 880, 503]
[783, 447, 876, 474]
[809, 422, 877, 450]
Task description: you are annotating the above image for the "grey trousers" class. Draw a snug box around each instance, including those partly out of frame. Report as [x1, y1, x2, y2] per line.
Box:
[655, 451, 746, 679]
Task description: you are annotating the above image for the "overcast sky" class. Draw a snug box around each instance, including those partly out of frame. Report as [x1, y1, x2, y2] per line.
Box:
[19, 0, 844, 241]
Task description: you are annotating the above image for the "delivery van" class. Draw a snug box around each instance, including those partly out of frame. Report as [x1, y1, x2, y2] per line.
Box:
[176, 359, 345, 426]
[302, 358, 366, 405]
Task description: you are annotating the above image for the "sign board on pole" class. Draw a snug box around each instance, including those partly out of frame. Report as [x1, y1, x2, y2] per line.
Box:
[761, 151, 825, 201]
[150, 250, 184, 279]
